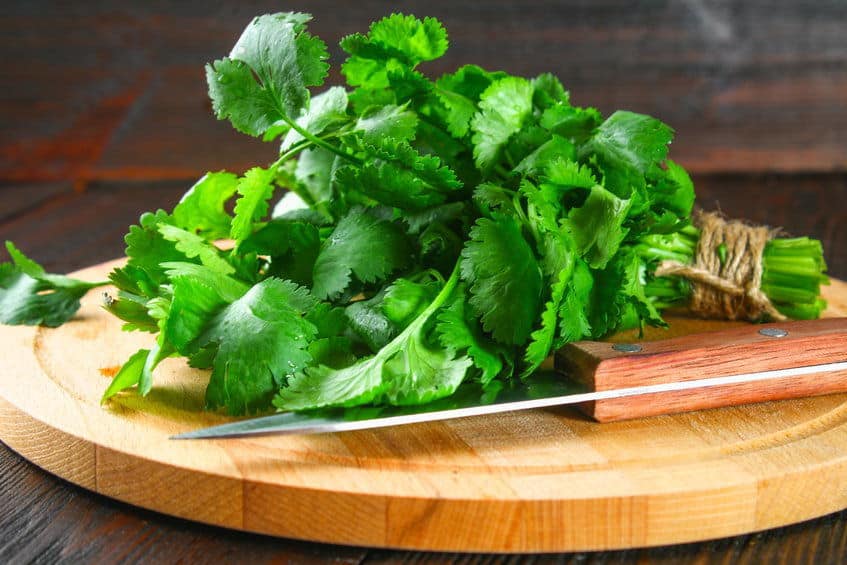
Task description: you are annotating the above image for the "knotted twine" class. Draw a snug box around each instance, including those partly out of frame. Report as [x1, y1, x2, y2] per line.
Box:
[654, 211, 786, 321]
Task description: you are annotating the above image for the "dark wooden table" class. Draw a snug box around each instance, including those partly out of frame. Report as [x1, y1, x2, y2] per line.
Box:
[2, 1, 847, 562]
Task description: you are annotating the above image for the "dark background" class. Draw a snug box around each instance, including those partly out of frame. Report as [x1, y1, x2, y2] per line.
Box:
[2, 0, 846, 184]
[1, 1, 847, 563]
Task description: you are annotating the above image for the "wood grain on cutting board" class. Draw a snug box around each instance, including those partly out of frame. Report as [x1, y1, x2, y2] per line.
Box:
[1, 259, 846, 553]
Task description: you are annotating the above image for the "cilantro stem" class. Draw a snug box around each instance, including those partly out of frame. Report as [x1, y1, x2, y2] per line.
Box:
[276, 139, 312, 163]
[281, 116, 363, 165]
[638, 229, 828, 319]
[494, 164, 512, 180]
[503, 148, 517, 169]
[511, 191, 530, 227]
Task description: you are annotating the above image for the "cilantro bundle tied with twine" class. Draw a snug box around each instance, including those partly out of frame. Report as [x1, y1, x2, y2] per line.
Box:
[0, 12, 828, 416]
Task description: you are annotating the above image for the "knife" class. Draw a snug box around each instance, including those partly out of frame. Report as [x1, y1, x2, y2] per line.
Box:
[172, 318, 847, 439]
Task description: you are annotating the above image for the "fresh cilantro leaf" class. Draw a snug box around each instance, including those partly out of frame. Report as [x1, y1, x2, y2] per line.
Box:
[207, 12, 329, 137]
[308, 336, 357, 369]
[335, 139, 462, 209]
[589, 249, 665, 337]
[280, 86, 349, 150]
[344, 288, 398, 352]
[385, 67, 432, 103]
[522, 229, 576, 374]
[401, 202, 467, 234]
[241, 219, 321, 286]
[382, 277, 440, 329]
[522, 158, 600, 231]
[0, 242, 104, 327]
[649, 159, 695, 219]
[504, 123, 552, 169]
[103, 293, 159, 333]
[435, 65, 507, 138]
[563, 184, 631, 269]
[275, 266, 470, 410]
[230, 166, 277, 241]
[366, 14, 448, 64]
[293, 148, 339, 210]
[306, 302, 348, 339]
[161, 263, 249, 355]
[101, 348, 150, 403]
[580, 110, 673, 202]
[340, 54, 394, 90]
[311, 208, 412, 299]
[471, 76, 534, 173]
[558, 259, 594, 342]
[202, 278, 318, 414]
[238, 219, 318, 257]
[583, 110, 673, 174]
[354, 104, 418, 146]
[160, 262, 249, 302]
[472, 183, 515, 215]
[340, 13, 446, 97]
[532, 73, 570, 109]
[542, 157, 597, 189]
[436, 283, 507, 384]
[341, 14, 447, 68]
[381, 338, 472, 406]
[206, 58, 280, 137]
[539, 103, 602, 142]
[158, 225, 235, 275]
[172, 172, 238, 239]
[460, 215, 543, 345]
[122, 210, 192, 294]
[513, 136, 576, 176]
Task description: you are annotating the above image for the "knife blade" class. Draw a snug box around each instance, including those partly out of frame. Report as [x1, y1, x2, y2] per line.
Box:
[172, 318, 847, 439]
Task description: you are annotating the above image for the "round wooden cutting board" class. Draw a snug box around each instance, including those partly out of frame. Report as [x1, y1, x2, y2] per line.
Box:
[1, 259, 846, 553]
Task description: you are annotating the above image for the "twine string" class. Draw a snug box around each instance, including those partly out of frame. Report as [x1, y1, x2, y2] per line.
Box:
[654, 211, 786, 321]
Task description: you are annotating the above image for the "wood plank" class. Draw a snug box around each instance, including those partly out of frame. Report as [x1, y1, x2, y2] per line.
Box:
[0, 181, 188, 272]
[0, 182, 70, 223]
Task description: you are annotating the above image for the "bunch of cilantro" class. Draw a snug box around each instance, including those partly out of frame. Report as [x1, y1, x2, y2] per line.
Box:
[0, 12, 826, 415]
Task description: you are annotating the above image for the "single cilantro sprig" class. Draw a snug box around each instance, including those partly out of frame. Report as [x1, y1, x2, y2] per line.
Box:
[0, 242, 107, 327]
[206, 13, 329, 139]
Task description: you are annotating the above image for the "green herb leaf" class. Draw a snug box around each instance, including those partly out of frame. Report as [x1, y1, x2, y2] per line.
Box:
[461, 215, 543, 345]
[230, 167, 277, 242]
[563, 184, 631, 270]
[101, 348, 150, 402]
[172, 172, 239, 239]
[0, 242, 103, 327]
[207, 12, 329, 137]
[335, 139, 462, 209]
[280, 86, 349, 150]
[435, 64, 507, 138]
[158, 225, 235, 275]
[202, 278, 318, 414]
[275, 265, 470, 410]
[160, 263, 249, 355]
[471, 76, 534, 173]
[436, 283, 507, 384]
[312, 208, 411, 299]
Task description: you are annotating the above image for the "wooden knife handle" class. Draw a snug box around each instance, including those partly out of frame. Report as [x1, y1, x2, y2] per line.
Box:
[554, 318, 847, 422]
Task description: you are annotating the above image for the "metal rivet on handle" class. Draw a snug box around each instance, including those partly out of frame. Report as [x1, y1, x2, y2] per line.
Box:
[612, 343, 642, 353]
[759, 328, 789, 338]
